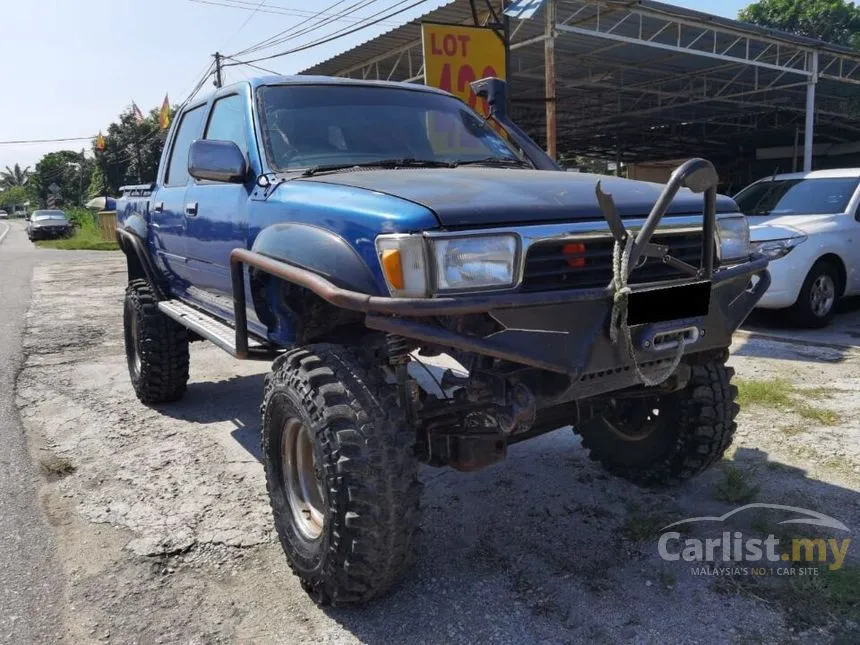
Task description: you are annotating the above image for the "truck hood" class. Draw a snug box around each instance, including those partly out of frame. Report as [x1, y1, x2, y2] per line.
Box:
[300, 167, 738, 227]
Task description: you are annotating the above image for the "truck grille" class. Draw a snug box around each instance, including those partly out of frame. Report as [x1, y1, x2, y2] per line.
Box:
[520, 232, 705, 292]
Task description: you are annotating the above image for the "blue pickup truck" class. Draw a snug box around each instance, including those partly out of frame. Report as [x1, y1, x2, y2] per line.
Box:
[117, 75, 768, 605]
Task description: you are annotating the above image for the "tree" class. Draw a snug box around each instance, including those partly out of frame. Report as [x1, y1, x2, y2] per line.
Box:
[1, 163, 31, 187]
[93, 105, 174, 196]
[738, 0, 860, 49]
[0, 185, 31, 210]
[30, 150, 94, 208]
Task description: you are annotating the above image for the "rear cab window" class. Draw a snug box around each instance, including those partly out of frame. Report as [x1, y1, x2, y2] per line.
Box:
[165, 105, 206, 186]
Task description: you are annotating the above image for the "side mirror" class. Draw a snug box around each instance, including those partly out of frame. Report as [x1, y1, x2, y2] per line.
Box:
[188, 139, 247, 183]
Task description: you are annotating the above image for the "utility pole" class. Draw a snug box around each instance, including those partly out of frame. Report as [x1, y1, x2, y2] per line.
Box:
[544, 0, 557, 161]
[214, 52, 223, 88]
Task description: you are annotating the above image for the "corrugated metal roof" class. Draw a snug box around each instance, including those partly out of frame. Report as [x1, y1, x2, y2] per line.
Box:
[297, 0, 860, 172]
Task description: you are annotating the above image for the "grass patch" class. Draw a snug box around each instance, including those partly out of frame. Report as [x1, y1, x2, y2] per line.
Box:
[712, 566, 860, 633]
[620, 512, 674, 541]
[35, 211, 117, 251]
[713, 464, 760, 504]
[779, 424, 805, 437]
[736, 378, 839, 426]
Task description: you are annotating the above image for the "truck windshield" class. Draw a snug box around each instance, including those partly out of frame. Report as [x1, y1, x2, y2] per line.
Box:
[257, 84, 523, 171]
[734, 177, 859, 216]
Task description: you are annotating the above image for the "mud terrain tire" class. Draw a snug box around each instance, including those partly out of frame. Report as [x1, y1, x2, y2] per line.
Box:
[261, 344, 422, 606]
[577, 357, 738, 486]
[123, 279, 189, 404]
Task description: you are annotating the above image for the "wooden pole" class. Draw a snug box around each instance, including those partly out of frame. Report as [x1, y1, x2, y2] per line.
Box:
[544, 0, 557, 161]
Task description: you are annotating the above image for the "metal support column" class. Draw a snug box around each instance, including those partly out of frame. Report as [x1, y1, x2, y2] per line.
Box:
[803, 50, 818, 172]
[544, 0, 557, 160]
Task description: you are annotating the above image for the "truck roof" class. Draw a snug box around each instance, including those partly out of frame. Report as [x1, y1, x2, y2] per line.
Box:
[204, 74, 452, 100]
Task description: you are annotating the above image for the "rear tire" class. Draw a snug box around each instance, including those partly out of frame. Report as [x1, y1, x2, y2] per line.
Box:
[123, 279, 189, 404]
[787, 260, 840, 328]
[261, 344, 422, 606]
[577, 356, 738, 487]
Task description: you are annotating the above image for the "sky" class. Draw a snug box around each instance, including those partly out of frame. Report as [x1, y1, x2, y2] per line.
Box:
[0, 0, 748, 171]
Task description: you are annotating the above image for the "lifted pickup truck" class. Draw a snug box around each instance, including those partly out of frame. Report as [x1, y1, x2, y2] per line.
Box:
[117, 75, 768, 605]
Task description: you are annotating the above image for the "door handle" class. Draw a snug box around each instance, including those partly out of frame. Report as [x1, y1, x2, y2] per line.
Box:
[152, 201, 164, 213]
[185, 202, 198, 216]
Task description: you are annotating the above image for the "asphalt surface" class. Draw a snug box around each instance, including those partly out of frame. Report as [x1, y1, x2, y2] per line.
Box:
[0, 221, 106, 644]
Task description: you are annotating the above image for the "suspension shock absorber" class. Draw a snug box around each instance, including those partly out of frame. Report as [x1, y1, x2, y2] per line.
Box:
[387, 333, 417, 426]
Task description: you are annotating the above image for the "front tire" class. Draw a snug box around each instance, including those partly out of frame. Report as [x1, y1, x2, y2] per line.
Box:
[788, 260, 840, 328]
[577, 356, 738, 487]
[123, 279, 189, 404]
[261, 344, 422, 606]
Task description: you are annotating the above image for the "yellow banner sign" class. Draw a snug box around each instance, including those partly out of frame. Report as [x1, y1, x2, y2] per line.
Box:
[421, 22, 506, 113]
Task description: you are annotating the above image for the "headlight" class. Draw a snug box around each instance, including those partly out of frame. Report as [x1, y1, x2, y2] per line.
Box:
[375, 233, 518, 296]
[752, 236, 807, 260]
[432, 235, 517, 292]
[716, 215, 750, 262]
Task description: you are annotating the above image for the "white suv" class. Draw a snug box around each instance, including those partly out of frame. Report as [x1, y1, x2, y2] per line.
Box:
[735, 169, 860, 327]
[0, 210, 8, 219]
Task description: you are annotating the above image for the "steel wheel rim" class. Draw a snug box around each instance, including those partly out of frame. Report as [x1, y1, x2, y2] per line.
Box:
[129, 308, 142, 375]
[810, 274, 836, 317]
[282, 418, 325, 540]
[602, 398, 663, 442]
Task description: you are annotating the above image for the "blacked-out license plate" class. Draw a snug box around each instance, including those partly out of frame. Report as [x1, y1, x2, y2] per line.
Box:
[626, 281, 711, 326]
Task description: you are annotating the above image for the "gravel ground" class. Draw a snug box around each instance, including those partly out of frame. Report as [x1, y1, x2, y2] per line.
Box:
[15, 256, 860, 644]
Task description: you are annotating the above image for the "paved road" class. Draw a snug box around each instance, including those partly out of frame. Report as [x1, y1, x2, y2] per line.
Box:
[0, 222, 111, 643]
[0, 220, 65, 643]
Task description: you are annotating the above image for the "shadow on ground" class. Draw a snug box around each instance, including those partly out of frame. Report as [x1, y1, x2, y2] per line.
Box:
[317, 437, 858, 644]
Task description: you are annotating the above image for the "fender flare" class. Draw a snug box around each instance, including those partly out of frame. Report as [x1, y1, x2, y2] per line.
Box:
[116, 227, 168, 301]
[250, 223, 380, 295]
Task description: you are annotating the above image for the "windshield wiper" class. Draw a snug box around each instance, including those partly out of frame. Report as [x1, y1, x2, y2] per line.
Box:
[302, 158, 454, 177]
[450, 156, 531, 168]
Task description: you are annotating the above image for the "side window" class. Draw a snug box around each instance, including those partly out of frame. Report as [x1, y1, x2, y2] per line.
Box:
[204, 94, 248, 157]
[165, 105, 205, 186]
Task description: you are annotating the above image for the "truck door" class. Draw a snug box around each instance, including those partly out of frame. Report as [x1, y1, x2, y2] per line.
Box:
[149, 103, 207, 294]
[183, 91, 255, 318]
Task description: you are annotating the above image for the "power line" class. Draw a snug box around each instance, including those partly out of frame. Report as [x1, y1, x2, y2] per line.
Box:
[218, 0, 268, 51]
[0, 136, 93, 146]
[222, 55, 281, 75]
[226, 0, 429, 65]
[232, 0, 354, 57]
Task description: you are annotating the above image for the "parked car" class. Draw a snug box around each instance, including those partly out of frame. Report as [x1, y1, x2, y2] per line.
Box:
[27, 209, 73, 240]
[0, 210, 8, 219]
[116, 75, 768, 605]
[735, 169, 860, 326]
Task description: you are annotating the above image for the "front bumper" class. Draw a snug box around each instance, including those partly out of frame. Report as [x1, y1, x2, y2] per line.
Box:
[364, 257, 769, 377]
[231, 246, 768, 378]
[30, 227, 71, 239]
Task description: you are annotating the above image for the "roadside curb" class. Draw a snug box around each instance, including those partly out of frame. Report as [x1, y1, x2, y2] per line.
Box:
[734, 327, 860, 356]
[0, 222, 10, 246]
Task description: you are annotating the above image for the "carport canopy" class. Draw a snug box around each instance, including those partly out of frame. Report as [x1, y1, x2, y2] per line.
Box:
[301, 0, 860, 175]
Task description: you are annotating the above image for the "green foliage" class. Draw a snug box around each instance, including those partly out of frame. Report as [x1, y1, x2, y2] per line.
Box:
[1, 163, 31, 187]
[93, 104, 175, 196]
[30, 150, 93, 208]
[0, 185, 32, 210]
[738, 0, 860, 49]
[34, 212, 118, 251]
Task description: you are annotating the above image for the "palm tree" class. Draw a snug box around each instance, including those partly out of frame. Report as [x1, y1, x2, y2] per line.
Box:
[1, 163, 31, 187]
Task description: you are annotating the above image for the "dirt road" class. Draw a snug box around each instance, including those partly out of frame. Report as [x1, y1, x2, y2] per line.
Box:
[11, 244, 860, 644]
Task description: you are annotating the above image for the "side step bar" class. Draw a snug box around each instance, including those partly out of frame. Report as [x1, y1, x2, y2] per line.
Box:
[158, 300, 278, 360]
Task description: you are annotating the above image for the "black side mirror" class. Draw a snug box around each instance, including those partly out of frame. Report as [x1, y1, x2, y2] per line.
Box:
[188, 139, 247, 183]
